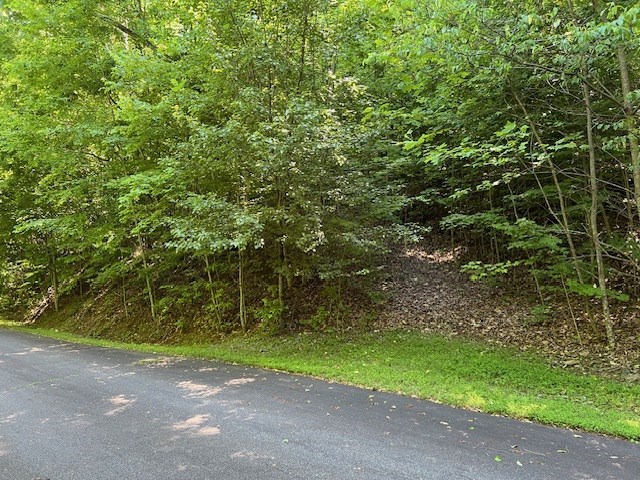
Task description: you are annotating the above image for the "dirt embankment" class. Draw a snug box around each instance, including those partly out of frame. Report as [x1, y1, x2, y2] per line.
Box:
[377, 241, 640, 382]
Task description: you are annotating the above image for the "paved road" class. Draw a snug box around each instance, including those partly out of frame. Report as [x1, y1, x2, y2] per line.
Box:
[0, 330, 638, 480]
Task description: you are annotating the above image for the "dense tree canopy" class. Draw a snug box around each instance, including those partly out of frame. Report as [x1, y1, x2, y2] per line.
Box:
[0, 0, 638, 345]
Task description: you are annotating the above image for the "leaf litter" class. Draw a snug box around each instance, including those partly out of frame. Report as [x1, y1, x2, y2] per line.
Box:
[376, 239, 640, 382]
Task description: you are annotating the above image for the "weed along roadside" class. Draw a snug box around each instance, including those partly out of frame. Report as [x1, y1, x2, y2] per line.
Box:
[2, 320, 639, 441]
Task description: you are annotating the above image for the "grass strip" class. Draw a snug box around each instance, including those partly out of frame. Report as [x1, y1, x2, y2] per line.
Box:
[2, 320, 639, 440]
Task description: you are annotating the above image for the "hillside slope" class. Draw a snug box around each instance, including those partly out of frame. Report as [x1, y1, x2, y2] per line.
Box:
[377, 242, 640, 382]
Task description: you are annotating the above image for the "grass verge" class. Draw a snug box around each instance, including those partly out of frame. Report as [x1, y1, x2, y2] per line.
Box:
[2, 319, 639, 440]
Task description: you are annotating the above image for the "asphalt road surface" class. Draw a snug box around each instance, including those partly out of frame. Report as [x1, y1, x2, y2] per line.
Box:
[0, 329, 638, 480]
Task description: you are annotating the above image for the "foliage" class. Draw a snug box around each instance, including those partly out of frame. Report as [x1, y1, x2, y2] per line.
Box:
[334, 0, 640, 346]
[0, 0, 406, 330]
[1, 0, 639, 346]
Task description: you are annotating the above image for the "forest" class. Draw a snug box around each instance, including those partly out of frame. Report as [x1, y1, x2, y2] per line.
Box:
[0, 0, 639, 351]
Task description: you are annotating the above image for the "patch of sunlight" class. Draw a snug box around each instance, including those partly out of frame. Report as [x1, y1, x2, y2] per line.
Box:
[173, 414, 209, 430]
[449, 391, 488, 410]
[0, 412, 25, 424]
[5, 347, 45, 356]
[196, 426, 221, 436]
[172, 414, 220, 437]
[462, 392, 488, 410]
[47, 343, 73, 349]
[0, 319, 20, 327]
[506, 402, 545, 418]
[623, 418, 640, 429]
[177, 380, 222, 398]
[404, 246, 460, 263]
[105, 394, 137, 416]
[135, 356, 182, 368]
[231, 451, 269, 460]
[225, 377, 256, 387]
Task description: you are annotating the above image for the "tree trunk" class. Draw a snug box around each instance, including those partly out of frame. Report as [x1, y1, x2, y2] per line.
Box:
[616, 45, 640, 224]
[582, 75, 615, 348]
[204, 254, 223, 327]
[50, 248, 58, 313]
[122, 275, 129, 318]
[138, 235, 157, 325]
[297, 3, 309, 89]
[238, 250, 247, 332]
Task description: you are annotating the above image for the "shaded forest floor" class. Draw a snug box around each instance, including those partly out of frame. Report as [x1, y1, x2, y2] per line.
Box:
[376, 238, 640, 383]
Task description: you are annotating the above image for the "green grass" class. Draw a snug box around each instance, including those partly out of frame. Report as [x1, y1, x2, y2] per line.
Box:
[2, 319, 639, 440]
